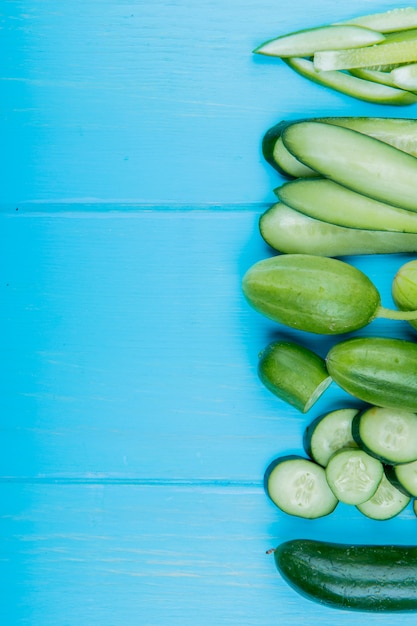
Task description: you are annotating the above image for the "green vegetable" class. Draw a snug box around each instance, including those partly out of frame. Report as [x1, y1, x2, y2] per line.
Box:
[392, 62, 417, 90]
[314, 38, 417, 72]
[259, 203, 417, 257]
[303, 408, 359, 466]
[335, 7, 417, 33]
[356, 473, 410, 521]
[257, 340, 331, 413]
[242, 254, 417, 335]
[326, 337, 417, 411]
[272, 539, 417, 611]
[276, 177, 417, 233]
[325, 447, 383, 505]
[264, 456, 338, 519]
[392, 259, 417, 330]
[281, 121, 417, 212]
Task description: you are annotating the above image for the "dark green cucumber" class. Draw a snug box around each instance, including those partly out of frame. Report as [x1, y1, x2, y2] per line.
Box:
[273, 539, 417, 612]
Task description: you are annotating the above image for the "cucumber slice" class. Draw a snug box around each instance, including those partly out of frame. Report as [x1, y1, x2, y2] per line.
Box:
[264, 455, 338, 519]
[386, 460, 417, 497]
[391, 62, 417, 91]
[259, 203, 417, 257]
[257, 340, 331, 413]
[353, 407, 417, 464]
[348, 67, 397, 87]
[254, 25, 385, 57]
[357, 473, 410, 521]
[314, 39, 417, 72]
[335, 7, 417, 33]
[303, 408, 359, 466]
[276, 178, 417, 233]
[325, 448, 383, 505]
[267, 137, 318, 178]
[281, 121, 417, 213]
[284, 57, 417, 105]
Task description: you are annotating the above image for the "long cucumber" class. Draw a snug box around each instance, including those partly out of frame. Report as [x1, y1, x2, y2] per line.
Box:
[259, 203, 417, 257]
[335, 7, 417, 33]
[276, 178, 417, 233]
[281, 121, 417, 212]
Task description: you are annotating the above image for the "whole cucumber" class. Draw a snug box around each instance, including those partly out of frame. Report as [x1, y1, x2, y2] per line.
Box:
[273, 539, 417, 612]
[242, 254, 381, 334]
[326, 337, 417, 411]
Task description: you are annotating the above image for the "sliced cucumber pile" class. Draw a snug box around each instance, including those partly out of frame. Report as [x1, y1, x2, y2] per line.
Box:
[266, 405, 416, 521]
[254, 8, 417, 104]
[260, 116, 417, 257]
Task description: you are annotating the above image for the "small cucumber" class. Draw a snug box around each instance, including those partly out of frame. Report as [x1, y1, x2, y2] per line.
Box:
[283, 57, 417, 105]
[276, 177, 417, 233]
[259, 203, 417, 257]
[242, 254, 417, 335]
[264, 456, 338, 519]
[253, 24, 385, 58]
[314, 39, 417, 72]
[303, 408, 359, 466]
[326, 337, 417, 411]
[282, 121, 417, 212]
[273, 539, 417, 611]
[392, 259, 417, 330]
[335, 7, 417, 33]
[352, 406, 417, 464]
[356, 473, 410, 521]
[325, 447, 383, 505]
[257, 340, 331, 413]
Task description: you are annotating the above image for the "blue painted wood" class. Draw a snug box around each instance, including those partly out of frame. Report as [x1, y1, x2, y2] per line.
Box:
[3, 0, 417, 623]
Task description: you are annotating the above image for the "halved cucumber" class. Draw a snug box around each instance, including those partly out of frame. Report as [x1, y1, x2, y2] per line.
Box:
[385, 460, 417, 497]
[276, 177, 417, 233]
[265, 455, 338, 519]
[353, 406, 417, 464]
[254, 24, 385, 57]
[356, 473, 410, 521]
[314, 39, 417, 72]
[284, 57, 417, 105]
[325, 447, 383, 505]
[303, 408, 359, 466]
[259, 203, 417, 257]
[335, 7, 417, 33]
[281, 121, 417, 212]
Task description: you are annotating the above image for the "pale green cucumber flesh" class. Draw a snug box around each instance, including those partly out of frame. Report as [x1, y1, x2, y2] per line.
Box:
[303, 408, 359, 466]
[325, 447, 383, 505]
[254, 24, 384, 57]
[352, 407, 417, 464]
[274, 539, 417, 612]
[242, 254, 380, 335]
[334, 7, 417, 33]
[314, 40, 417, 72]
[284, 57, 417, 105]
[356, 474, 410, 521]
[259, 203, 417, 257]
[276, 177, 417, 233]
[265, 456, 338, 518]
[281, 121, 417, 212]
[258, 341, 331, 413]
[326, 337, 417, 411]
[271, 137, 317, 178]
[391, 62, 417, 90]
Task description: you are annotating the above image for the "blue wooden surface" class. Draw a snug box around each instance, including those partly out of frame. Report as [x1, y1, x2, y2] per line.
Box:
[3, 1, 417, 624]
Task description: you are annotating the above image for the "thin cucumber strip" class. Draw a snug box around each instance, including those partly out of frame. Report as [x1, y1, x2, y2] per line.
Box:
[391, 62, 417, 90]
[257, 340, 331, 413]
[268, 137, 317, 178]
[384, 28, 417, 43]
[386, 460, 417, 497]
[283, 57, 417, 105]
[281, 121, 417, 213]
[265, 455, 338, 519]
[334, 7, 417, 33]
[276, 178, 417, 233]
[253, 25, 384, 57]
[348, 67, 397, 87]
[325, 448, 383, 505]
[356, 473, 410, 521]
[352, 407, 417, 464]
[314, 39, 417, 72]
[303, 408, 359, 466]
[259, 203, 417, 257]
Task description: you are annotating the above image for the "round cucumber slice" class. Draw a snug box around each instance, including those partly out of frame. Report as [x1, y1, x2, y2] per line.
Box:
[325, 448, 383, 505]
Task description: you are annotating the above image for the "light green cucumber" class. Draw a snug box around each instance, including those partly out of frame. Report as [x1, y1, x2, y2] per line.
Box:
[281, 121, 417, 212]
[258, 340, 331, 413]
[392, 259, 417, 330]
[325, 447, 383, 505]
[259, 203, 417, 257]
[335, 7, 417, 33]
[348, 67, 397, 86]
[303, 408, 359, 466]
[276, 178, 417, 233]
[242, 255, 417, 335]
[283, 57, 417, 105]
[326, 337, 417, 411]
[314, 39, 417, 72]
[391, 63, 417, 91]
[356, 473, 410, 521]
[262, 120, 317, 178]
[253, 24, 384, 57]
